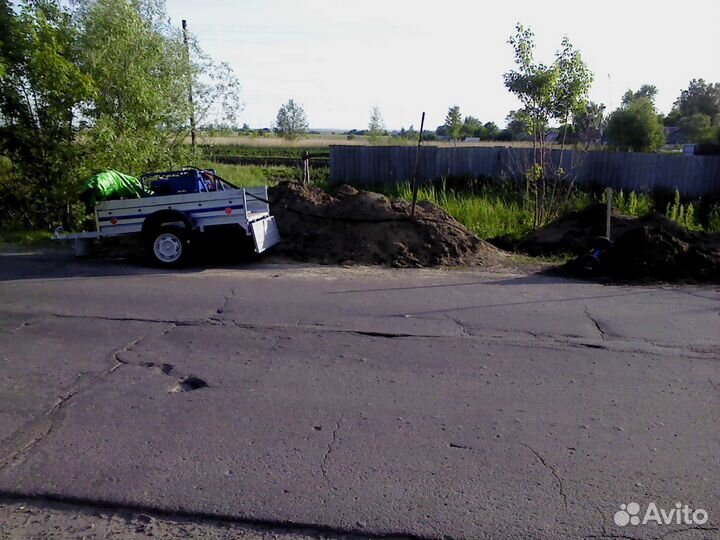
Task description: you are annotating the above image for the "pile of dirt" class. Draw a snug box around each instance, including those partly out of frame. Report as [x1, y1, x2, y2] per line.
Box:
[267, 182, 504, 267]
[511, 204, 638, 256]
[498, 203, 720, 282]
[603, 214, 720, 282]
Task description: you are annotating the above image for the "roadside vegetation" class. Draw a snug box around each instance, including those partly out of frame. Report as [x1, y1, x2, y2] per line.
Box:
[379, 180, 720, 240]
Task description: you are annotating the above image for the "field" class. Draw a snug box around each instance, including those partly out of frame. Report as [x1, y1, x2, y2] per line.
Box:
[192, 133, 556, 149]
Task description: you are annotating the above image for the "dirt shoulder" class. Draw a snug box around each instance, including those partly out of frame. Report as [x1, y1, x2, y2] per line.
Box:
[0, 499, 382, 540]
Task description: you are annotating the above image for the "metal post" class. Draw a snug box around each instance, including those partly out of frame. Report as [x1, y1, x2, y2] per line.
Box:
[410, 112, 426, 217]
[182, 20, 196, 150]
[303, 151, 310, 184]
[605, 187, 612, 240]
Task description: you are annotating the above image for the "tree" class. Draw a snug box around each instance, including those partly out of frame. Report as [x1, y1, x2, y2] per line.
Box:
[461, 116, 483, 139]
[606, 97, 665, 152]
[483, 122, 500, 140]
[367, 105, 385, 144]
[0, 0, 242, 230]
[274, 99, 308, 141]
[674, 79, 720, 120]
[444, 105, 462, 142]
[505, 110, 531, 140]
[0, 0, 94, 228]
[503, 23, 593, 226]
[572, 101, 605, 147]
[622, 84, 658, 106]
[678, 113, 712, 142]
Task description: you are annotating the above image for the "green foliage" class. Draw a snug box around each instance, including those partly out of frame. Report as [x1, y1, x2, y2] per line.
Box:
[503, 23, 593, 227]
[665, 190, 700, 230]
[0, 229, 53, 245]
[201, 145, 329, 159]
[0, 0, 241, 230]
[706, 204, 720, 233]
[606, 97, 665, 152]
[195, 161, 297, 186]
[622, 84, 658, 106]
[678, 113, 713, 143]
[572, 101, 605, 146]
[390, 180, 533, 240]
[504, 110, 532, 140]
[601, 189, 654, 217]
[674, 79, 720, 120]
[274, 99, 308, 141]
[504, 25, 593, 139]
[703, 124, 720, 144]
[0, 0, 93, 228]
[444, 105, 463, 142]
[367, 106, 385, 144]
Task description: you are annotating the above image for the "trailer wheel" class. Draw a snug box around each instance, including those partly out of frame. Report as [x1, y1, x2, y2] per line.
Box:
[147, 226, 190, 267]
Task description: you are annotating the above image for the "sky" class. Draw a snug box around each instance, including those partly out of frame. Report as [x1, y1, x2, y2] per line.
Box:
[164, 0, 720, 131]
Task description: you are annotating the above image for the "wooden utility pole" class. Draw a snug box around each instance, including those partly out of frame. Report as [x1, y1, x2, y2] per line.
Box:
[410, 112, 426, 217]
[182, 19, 196, 150]
[605, 187, 612, 239]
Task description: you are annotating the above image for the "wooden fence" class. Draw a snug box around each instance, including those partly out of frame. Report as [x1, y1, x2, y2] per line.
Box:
[329, 145, 720, 197]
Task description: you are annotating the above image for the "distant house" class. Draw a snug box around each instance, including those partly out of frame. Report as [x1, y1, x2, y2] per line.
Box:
[463, 137, 480, 143]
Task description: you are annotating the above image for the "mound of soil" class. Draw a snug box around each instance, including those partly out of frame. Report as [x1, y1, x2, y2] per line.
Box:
[605, 214, 720, 282]
[499, 203, 720, 282]
[512, 204, 638, 256]
[268, 182, 503, 267]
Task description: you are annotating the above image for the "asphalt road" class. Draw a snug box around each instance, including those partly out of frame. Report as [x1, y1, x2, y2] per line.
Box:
[0, 247, 719, 540]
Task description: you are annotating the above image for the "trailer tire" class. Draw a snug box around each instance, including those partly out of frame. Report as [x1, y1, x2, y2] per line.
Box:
[146, 226, 191, 267]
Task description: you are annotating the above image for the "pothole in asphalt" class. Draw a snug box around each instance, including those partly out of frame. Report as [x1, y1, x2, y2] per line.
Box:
[170, 376, 208, 393]
[142, 362, 175, 376]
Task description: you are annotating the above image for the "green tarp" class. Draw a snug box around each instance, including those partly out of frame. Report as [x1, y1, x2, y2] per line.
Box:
[80, 170, 153, 207]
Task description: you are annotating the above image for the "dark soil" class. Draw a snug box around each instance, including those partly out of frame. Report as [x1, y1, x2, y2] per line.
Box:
[511, 204, 638, 256]
[603, 214, 720, 282]
[510, 203, 720, 282]
[268, 182, 505, 267]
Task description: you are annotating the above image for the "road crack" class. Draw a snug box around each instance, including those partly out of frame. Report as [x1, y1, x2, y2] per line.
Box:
[215, 288, 236, 316]
[521, 443, 568, 512]
[320, 416, 342, 491]
[444, 314, 471, 337]
[583, 305, 607, 341]
[0, 324, 174, 473]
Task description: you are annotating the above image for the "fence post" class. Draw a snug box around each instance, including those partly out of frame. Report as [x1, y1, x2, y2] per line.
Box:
[410, 112, 426, 217]
[302, 151, 310, 184]
[605, 187, 612, 240]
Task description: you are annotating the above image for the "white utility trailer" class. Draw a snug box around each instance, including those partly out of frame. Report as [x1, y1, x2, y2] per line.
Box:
[53, 169, 280, 267]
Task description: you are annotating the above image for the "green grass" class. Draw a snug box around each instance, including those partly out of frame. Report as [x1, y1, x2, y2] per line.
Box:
[0, 229, 52, 245]
[381, 181, 534, 240]
[376, 181, 718, 241]
[195, 160, 330, 188]
[195, 161, 299, 186]
[200, 144, 330, 159]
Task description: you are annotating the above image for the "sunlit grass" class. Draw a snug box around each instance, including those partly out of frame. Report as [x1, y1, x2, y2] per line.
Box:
[194, 161, 299, 187]
[0, 229, 53, 245]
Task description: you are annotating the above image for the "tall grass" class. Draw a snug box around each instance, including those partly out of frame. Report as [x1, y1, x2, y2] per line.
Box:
[381, 181, 670, 240]
[387, 181, 533, 240]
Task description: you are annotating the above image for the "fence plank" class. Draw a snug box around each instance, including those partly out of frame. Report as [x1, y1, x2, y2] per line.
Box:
[329, 145, 720, 196]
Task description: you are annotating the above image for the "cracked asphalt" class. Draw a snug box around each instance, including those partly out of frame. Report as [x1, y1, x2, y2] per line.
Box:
[0, 247, 719, 540]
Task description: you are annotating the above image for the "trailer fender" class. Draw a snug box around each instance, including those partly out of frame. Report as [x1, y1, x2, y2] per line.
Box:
[141, 209, 196, 236]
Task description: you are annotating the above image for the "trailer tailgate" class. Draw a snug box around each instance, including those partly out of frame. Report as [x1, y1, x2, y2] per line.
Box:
[250, 216, 281, 253]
